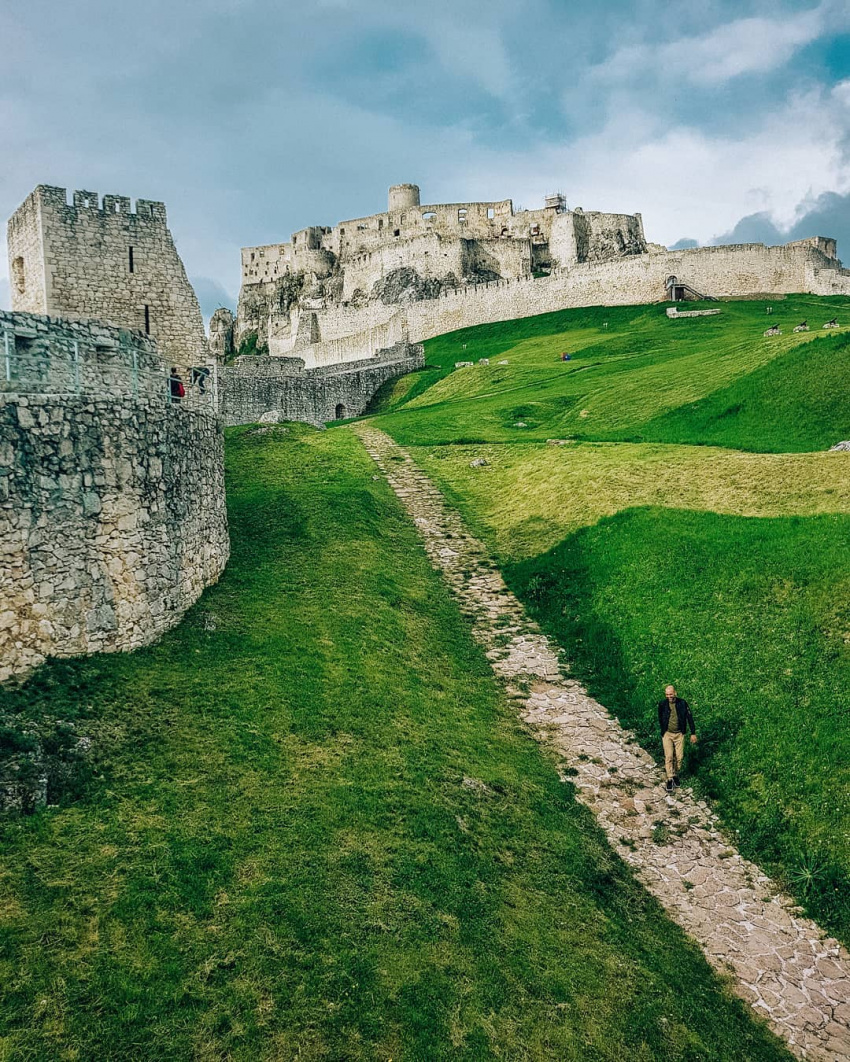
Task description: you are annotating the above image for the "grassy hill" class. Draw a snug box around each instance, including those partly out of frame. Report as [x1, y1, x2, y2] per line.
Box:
[376, 296, 850, 448]
[372, 293, 850, 943]
[0, 427, 787, 1060]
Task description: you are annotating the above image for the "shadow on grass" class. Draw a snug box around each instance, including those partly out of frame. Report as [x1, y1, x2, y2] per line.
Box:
[505, 506, 850, 943]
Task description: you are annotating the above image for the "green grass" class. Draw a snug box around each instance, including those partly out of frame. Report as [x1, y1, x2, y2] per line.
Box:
[636, 332, 850, 452]
[370, 292, 850, 946]
[0, 426, 787, 1060]
[410, 441, 850, 561]
[505, 509, 850, 941]
[375, 296, 850, 448]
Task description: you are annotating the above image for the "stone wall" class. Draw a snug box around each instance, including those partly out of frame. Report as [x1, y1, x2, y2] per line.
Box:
[1, 309, 167, 400]
[0, 314, 229, 683]
[219, 343, 425, 426]
[257, 237, 850, 369]
[236, 183, 649, 353]
[7, 186, 208, 367]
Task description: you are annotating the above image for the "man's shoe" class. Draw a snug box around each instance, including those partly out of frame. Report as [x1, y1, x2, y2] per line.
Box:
[665, 780, 674, 793]
[673, 776, 681, 787]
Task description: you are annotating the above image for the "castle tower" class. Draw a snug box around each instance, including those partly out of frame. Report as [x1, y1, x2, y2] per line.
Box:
[388, 184, 421, 212]
[6, 185, 208, 364]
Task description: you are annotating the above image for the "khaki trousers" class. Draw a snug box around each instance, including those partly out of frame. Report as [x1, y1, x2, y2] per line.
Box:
[663, 731, 685, 780]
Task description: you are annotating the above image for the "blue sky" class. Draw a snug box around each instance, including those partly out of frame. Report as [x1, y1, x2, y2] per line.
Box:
[2, 0, 849, 320]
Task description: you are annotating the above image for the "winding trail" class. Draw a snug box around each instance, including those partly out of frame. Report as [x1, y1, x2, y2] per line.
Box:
[353, 423, 850, 1062]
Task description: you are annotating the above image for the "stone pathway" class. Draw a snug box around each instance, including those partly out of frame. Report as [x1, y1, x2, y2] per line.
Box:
[353, 424, 850, 1062]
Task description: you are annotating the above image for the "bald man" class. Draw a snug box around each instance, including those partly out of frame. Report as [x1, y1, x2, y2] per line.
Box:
[658, 685, 697, 792]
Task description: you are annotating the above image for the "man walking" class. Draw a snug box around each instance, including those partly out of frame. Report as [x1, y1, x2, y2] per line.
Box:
[658, 684, 697, 792]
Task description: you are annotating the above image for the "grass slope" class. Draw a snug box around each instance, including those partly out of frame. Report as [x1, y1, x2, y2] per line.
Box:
[636, 332, 850, 452]
[0, 426, 787, 1061]
[506, 509, 850, 941]
[375, 295, 850, 449]
[411, 441, 850, 561]
[372, 293, 850, 945]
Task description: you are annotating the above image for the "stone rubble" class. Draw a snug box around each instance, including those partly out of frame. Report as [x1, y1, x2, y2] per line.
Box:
[354, 423, 850, 1062]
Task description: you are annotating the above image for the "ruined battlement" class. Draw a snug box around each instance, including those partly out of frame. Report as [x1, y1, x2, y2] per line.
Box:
[237, 182, 648, 354]
[12, 185, 169, 224]
[7, 185, 206, 365]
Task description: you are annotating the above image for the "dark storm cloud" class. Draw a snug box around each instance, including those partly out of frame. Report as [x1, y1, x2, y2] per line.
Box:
[714, 190, 850, 258]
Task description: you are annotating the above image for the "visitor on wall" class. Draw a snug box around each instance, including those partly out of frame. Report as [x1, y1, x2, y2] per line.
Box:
[169, 368, 185, 404]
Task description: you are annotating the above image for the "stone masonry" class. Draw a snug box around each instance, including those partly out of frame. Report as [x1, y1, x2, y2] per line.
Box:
[237, 182, 850, 371]
[355, 424, 850, 1062]
[237, 183, 646, 356]
[0, 312, 229, 683]
[218, 342, 425, 426]
[7, 186, 208, 367]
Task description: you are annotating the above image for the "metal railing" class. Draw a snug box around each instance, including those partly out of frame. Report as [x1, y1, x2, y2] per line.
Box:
[1, 329, 217, 412]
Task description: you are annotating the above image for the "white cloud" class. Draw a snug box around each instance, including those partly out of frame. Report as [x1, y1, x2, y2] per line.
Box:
[590, 1, 847, 87]
[455, 78, 850, 247]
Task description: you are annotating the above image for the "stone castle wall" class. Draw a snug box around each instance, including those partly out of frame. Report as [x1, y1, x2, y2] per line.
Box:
[270, 238, 850, 367]
[7, 186, 208, 367]
[219, 344, 425, 426]
[0, 313, 229, 683]
[237, 184, 648, 351]
[1, 309, 167, 400]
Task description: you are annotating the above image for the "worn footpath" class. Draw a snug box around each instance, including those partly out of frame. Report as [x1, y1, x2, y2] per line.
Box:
[353, 424, 850, 1062]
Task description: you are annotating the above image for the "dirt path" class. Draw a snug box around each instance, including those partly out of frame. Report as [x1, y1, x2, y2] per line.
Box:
[353, 424, 850, 1062]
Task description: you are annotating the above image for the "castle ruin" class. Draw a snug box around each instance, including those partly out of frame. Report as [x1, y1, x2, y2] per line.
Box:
[238, 183, 646, 363]
[236, 183, 850, 372]
[7, 186, 208, 367]
[3, 176, 850, 683]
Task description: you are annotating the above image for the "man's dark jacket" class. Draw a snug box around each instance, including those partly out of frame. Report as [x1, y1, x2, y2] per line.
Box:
[658, 697, 696, 736]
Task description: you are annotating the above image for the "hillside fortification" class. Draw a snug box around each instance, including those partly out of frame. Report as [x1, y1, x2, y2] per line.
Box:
[7, 186, 208, 366]
[238, 183, 646, 363]
[237, 183, 850, 370]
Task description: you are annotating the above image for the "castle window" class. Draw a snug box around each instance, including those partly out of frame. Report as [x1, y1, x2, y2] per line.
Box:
[378, 219, 384, 230]
[393, 229, 400, 237]
[357, 224, 367, 231]
[128, 246, 134, 273]
[12, 256, 25, 294]
[487, 207, 495, 219]
[335, 403, 346, 419]
[422, 211, 436, 222]
[144, 305, 150, 334]
[458, 208, 468, 222]
[339, 229, 344, 236]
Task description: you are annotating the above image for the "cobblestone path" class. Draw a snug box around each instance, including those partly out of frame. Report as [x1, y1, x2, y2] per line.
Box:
[354, 424, 850, 1062]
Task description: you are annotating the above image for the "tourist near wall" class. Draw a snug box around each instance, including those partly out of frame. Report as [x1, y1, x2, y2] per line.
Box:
[0, 311, 229, 683]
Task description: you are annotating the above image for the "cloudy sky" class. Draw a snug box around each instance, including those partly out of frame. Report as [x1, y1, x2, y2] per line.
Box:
[2, 0, 849, 320]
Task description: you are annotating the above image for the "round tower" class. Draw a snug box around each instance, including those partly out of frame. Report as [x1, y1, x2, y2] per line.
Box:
[388, 184, 420, 212]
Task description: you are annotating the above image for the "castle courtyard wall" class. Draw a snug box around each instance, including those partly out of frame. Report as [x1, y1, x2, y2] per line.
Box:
[0, 313, 229, 683]
[264, 239, 850, 369]
[218, 344, 425, 426]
